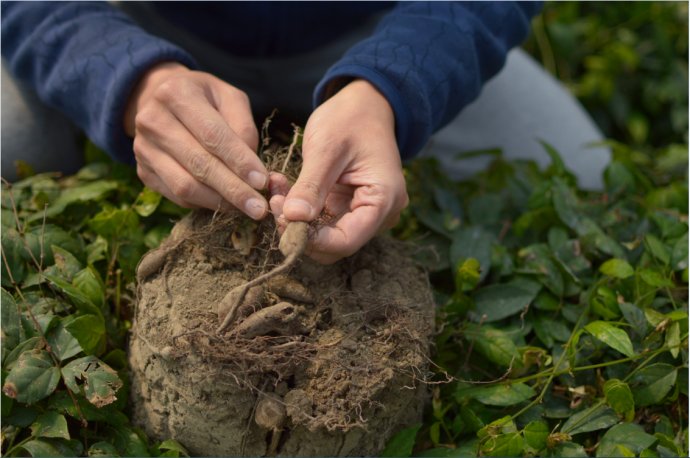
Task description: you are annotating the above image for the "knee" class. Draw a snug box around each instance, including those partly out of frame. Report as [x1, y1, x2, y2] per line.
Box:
[1, 62, 83, 182]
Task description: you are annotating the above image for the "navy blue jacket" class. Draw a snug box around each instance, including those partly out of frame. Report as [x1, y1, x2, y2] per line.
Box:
[1, 2, 541, 162]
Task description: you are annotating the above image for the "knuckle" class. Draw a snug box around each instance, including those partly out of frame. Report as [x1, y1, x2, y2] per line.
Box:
[231, 88, 250, 106]
[153, 79, 181, 104]
[199, 120, 227, 152]
[236, 124, 259, 148]
[170, 176, 195, 200]
[296, 180, 322, 201]
[134, 107, 156, 132]
[188, 152, 213, 182]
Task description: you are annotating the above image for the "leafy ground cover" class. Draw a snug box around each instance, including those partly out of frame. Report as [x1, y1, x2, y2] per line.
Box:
[1, 2, 688, 457]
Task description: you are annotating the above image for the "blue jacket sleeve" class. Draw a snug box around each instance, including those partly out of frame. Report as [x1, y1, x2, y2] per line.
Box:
[1, 1, 198, 163]
[314, 2, 542, 160]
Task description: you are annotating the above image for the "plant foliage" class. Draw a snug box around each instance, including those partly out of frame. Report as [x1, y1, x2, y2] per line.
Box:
[1, 3, 688, 457]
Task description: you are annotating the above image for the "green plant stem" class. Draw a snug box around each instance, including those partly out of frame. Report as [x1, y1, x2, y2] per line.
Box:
[509, 303, 591, 421]
[5, 434, 35, 457]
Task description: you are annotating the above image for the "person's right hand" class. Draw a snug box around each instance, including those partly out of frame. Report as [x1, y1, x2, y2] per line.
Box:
[124, 62, 269, 219]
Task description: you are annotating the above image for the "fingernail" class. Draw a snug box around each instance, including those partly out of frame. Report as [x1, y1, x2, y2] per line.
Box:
[248, 171, 267, 189]
[245, 197, 266, 219]
[284, 198, 313, 219]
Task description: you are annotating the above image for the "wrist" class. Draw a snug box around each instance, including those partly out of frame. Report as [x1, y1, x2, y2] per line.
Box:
[337, 79, 395, 131]
[124, 62, 189, 137]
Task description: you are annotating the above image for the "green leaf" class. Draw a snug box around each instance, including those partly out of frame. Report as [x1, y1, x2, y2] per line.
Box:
[584, 321, 635, 357]
[517, 244, 564, 296]
[596, 424, 656, 457]
[3, 337, 42, 371]
[31, 180, 119, 221]
[88, 207, 140, 240]
[44, 274, 102, 318]
[1, 228, 27, 286]
[20, 438, 76, 457]
[46, 320, 83, 361]
[523, 421, 549, 451]
[61, 356, 123, 407]
[472, 282, 539, 322]
[603, 379, 635, 421]
[551, 179, 578, 229]
[665, 321, 681, 358]
[465, 325, 519, 367]
[64, 314, 106, 356]
[599, 258, 635, 279]
[429, 422, 441, 445]
[455, 258, 481, 292]
[549, 442, 588, 457]
[630, 363, 677, 406]
[619, 302, 649, 335]
[671, 232, 688, 271]
[450, 227, 493, 283]
[157, 439, 190, 457]
[133, 187, 163, 217]
[639, 269, 675, 288]
[23, 225, 84, 266]
[31, 411, 70, 439]
[481, 432, 524, 457]
[561, 404, 619, 435]
[72, 267, 105, 309]
[1, 288, 23, 352]
[2, 349, 60, 404]
[533, 315, 572, 348]
[88, 441, 121, 456]
[457, 383, 536, 407]
[645, 234, 671, 265]
[381, 424, 421, 457]
[86, 236, 108, 265]
[50, 246, 83, 281]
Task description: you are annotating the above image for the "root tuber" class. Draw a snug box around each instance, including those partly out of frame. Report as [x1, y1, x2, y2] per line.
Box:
[216, 221, 309, 334]
[232, 302, 308, 338]
[268, 276, 314, 304]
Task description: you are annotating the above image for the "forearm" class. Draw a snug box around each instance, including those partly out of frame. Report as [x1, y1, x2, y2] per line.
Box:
[314, 1, 542, 159]
[1, 1, 197, 162]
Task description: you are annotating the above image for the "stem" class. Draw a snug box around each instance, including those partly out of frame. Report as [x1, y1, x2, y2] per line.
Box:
[5, 435, 35, 457]
[280, 125, 301, 174]
[510, 302, 590, 420]
[115, 268, 122, 319]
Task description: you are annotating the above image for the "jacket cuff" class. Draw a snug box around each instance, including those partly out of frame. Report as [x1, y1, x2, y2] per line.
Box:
[314, 64, 428, 160]
[104, 46, 198, 164]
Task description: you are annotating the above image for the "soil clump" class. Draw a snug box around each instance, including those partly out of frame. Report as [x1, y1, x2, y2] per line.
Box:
[128, 138, 436, 456]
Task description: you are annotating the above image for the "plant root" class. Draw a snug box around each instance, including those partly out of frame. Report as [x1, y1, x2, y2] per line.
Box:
[216, 221, 309, 335]
[232, 302, 308, 338]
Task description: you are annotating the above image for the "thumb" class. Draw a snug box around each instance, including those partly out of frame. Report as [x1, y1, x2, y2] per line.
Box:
[283, 152, 342, 222]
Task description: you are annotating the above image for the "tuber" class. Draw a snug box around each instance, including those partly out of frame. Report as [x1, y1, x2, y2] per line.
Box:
[216, 221, 309, 334]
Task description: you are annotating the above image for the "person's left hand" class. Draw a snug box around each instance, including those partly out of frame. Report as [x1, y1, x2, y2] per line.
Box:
[268, 79, 409, 264]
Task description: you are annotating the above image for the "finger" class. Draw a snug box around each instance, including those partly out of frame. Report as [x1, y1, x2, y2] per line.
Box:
[211, 81, 260, 152]
[309, 203, 383, 261]
[155, 78, 267, 190]
[136, 163, 194, 209]
[269, 194, 286, 219]
[134, 138, 237, 213]
[144, 123, 269, 220]
[268, 172, 291, 197]
[282, 146, 344, 222]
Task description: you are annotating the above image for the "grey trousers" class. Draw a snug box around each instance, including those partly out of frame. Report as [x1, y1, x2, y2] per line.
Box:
[1, 4, 610, 189]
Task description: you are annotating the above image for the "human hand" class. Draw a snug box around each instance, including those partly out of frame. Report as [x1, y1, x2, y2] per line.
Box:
[124, 62, 269, 219]
[269, 79, 409, 264]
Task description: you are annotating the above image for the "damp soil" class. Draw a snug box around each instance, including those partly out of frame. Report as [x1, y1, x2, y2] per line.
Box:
[128, 137, 436, 456]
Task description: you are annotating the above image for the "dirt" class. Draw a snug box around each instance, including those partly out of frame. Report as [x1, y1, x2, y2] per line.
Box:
[128, 135, 436, 456]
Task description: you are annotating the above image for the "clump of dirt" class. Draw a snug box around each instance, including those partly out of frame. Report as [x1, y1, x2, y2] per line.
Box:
[128, 134, 436, 456]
